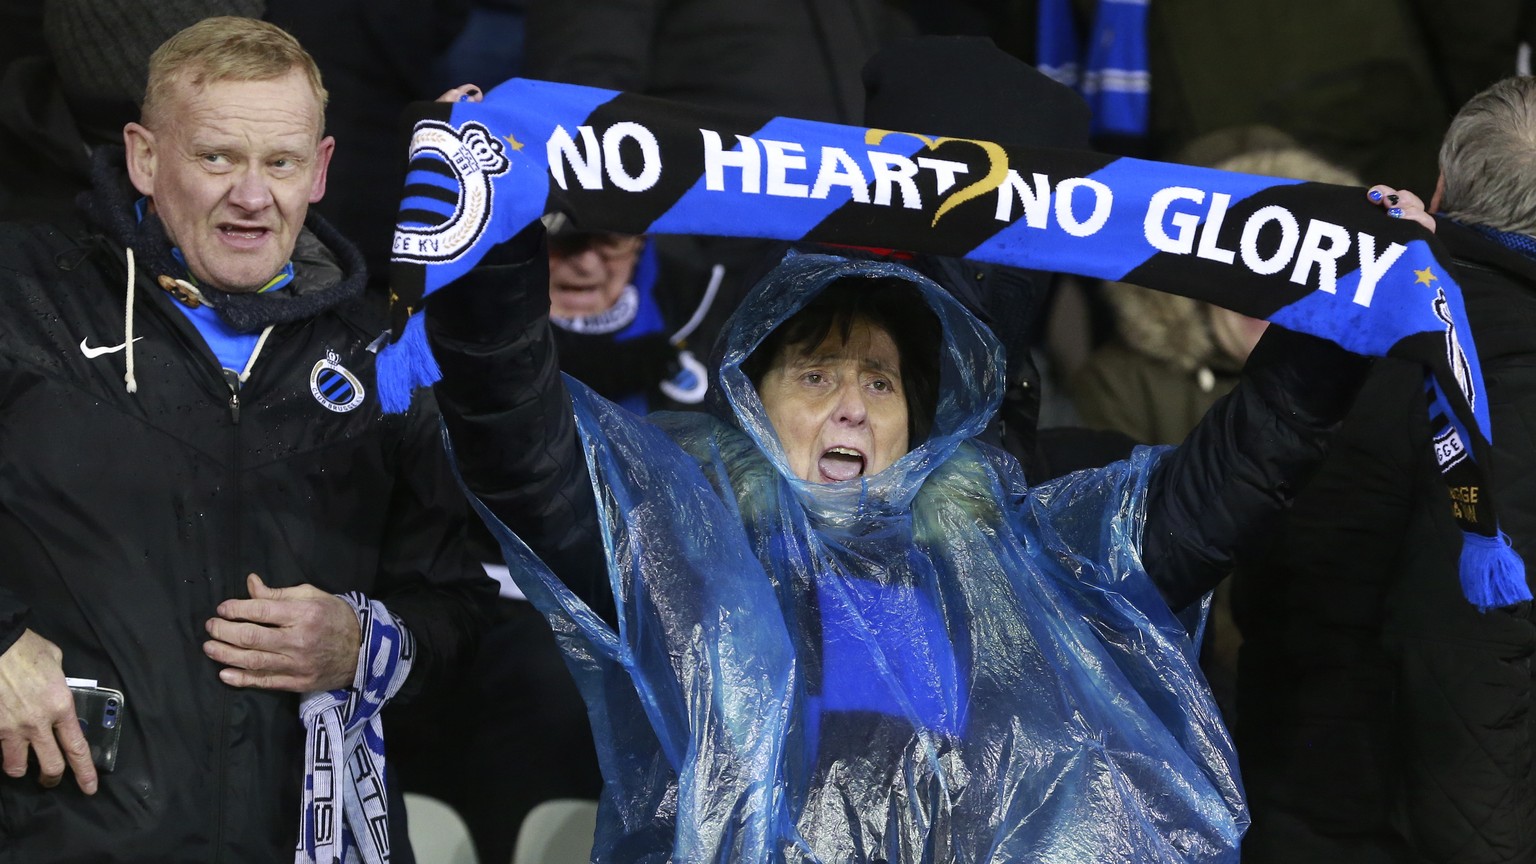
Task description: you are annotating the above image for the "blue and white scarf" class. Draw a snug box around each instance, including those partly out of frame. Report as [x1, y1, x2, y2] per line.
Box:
[296, 594, 415, 864]
[1036, 0, 1151, 139]
[379, 77, 1528, 610]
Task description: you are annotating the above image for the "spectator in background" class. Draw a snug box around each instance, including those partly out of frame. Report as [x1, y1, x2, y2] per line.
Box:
[1073, 135, 1360, 447]
[1232, 76, 1536, 864]
[545, 217, 710, 414]
[0, 17, 494, 862]
[0, 0, 265, 223]
[1070, 135, 1361, 721]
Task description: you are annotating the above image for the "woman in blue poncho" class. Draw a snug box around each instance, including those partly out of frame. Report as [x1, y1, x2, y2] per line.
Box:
[423, 220, 1367, 863]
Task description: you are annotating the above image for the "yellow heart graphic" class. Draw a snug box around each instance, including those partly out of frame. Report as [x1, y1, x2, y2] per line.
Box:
[864, 129, 1010, 228]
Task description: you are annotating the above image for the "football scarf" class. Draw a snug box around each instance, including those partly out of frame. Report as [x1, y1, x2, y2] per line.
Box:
[382, 77, 1527, 610]
[297, 594, 415, 864]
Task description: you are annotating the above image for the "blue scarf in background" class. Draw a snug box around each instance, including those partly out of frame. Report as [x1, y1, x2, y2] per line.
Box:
[1036, 0, 1151, 139]
[380, 77, 1528, 610]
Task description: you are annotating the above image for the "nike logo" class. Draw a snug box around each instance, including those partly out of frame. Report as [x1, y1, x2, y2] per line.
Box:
[79, 337, 143, 359]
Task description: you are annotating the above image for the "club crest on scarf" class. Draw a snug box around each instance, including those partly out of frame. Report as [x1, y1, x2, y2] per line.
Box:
[392, 120, 512, 267]
[1431, 285, 1476, 411]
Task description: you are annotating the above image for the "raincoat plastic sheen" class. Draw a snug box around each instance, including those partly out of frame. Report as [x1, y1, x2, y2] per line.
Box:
[471, 254, 1246, 863]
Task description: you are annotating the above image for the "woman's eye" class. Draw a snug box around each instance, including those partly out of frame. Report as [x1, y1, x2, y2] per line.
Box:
[870, 378, 891, 392]
[803, 372, 824, 384]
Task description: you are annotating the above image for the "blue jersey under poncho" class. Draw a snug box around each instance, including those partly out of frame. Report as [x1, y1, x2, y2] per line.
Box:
[472, 253, 1245, 863]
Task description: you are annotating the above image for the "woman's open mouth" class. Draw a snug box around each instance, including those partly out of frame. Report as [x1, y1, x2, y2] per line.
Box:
[818, 446, 866, 482]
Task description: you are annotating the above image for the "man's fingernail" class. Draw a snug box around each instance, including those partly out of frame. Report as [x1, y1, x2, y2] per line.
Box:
[1387, 194, 1400, 205]
[1368, 189, 1382, 202]
[458, 94, 470, 102]
[1389, 207, 1403, 218]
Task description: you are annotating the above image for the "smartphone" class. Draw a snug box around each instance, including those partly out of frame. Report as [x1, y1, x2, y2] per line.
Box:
[67, 682, 125, 772]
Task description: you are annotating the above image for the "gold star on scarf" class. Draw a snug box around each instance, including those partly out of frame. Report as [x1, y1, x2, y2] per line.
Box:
[505, 134, 525, 151]
[1415, 267, 1439, 286]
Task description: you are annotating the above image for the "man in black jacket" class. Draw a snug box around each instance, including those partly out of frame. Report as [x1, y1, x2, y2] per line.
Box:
[1233, 76, 1536, 864]
[0, 17, 494, 863]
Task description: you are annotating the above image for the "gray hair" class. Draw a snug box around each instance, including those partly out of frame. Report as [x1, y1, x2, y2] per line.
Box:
[1438, 76, 1536, 236]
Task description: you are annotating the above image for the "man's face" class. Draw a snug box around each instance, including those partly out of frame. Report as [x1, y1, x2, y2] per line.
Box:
[124, 70, 333, 293]
[548, 233, 642, 318]
[758, 317, 910, 483]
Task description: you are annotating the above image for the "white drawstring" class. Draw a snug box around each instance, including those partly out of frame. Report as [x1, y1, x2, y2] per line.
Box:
[670, 263, 725, 346]
[123, 247, 137, 394]
[240, 325, 275, 384]
[123, 252, 268, 391]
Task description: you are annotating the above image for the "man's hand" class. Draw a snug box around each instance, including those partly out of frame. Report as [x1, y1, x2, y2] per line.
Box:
[0, 630, 96, 794]
[204, 574, 361, 692]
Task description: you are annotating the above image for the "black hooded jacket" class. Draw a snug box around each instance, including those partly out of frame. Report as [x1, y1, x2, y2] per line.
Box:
[1233, 221, 1536, 864]
[0, 153, 495, 862]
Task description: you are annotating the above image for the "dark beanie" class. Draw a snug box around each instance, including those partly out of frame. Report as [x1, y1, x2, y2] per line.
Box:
[44, 0, 267, 107]
[862, 36, 1091, 151]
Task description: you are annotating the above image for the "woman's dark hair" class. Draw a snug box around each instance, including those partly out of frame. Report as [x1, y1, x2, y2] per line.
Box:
[742, 278, 942, 445]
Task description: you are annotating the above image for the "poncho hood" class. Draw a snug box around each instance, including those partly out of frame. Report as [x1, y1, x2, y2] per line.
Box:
[710, 253, 1006, 519]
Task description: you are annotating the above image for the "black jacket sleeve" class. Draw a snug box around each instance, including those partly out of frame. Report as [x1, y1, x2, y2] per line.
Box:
[424, 223, 616, 627]
[1143, 325, 1373, 610]
[373, 388, 502, 704]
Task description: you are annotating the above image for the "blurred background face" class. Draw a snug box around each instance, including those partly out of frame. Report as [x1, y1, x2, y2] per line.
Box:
[1208, 307, 1269, 365]
[757, 317, 910, 484]
[547, 232, 643, 318]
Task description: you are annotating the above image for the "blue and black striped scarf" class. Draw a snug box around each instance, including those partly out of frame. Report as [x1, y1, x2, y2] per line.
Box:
[380, 77, 1527, 611]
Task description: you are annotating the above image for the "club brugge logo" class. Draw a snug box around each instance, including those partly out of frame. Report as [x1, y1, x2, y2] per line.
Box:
[392, 120, 511, 264]
[1434, 426, 1468, 469]
[1432, 287, 1476, 412]
[311, 350, 366, 413]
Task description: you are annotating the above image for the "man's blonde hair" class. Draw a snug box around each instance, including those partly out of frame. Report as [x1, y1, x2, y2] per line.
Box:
[141, 16, 327, 131]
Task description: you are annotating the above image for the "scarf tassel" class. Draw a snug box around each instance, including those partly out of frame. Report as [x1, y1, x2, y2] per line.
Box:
[1460, 529, 1532, 611]
[376, 312, 442, 414]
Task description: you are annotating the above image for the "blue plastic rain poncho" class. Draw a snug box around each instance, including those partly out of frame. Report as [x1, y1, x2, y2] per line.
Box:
[473, 253, 1245, 863]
